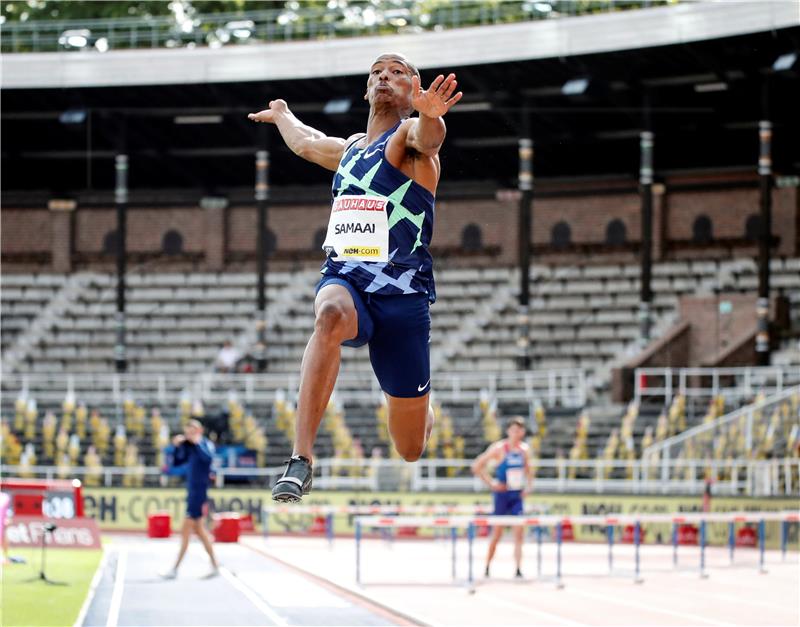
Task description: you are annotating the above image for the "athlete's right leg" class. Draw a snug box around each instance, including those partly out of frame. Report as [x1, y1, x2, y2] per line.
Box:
[485, 525, 504, 576]
[191, 518, 219, 571]
[272, 283, 359, 502]
[513, 526, 524, 576]
[293, 284, 358, 461]
[172, 518, 193, 570]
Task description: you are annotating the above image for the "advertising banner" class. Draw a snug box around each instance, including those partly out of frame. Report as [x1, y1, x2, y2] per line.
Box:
[6, 516, 102, 549]
[81, 488, 799, 548]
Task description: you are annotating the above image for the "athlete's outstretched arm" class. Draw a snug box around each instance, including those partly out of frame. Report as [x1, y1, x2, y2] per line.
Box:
[406, 73, 463, 157]
[248, 99, 349, 171]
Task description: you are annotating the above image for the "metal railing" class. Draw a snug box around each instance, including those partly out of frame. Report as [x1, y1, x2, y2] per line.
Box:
[5, 456, 797, 496]
[0, 369, 587, 409]
[634, 366, 800, 406]
[643, 386, 800, 488]
[0, 1, 677, 54]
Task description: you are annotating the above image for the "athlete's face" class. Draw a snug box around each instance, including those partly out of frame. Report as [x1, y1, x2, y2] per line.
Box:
[184, 422, 202, 443]
[365, 55, 415, 112]
[506, 423, 525, 443]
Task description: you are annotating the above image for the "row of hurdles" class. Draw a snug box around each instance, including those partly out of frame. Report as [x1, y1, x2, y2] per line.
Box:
[261, 506, 799, 590]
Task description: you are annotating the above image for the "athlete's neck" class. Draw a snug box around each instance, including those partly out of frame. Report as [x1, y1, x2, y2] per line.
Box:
[365, 105, 405, 144]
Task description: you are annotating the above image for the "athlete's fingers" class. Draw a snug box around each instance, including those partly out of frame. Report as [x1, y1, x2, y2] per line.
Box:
[445, 91, 463, 109]
[428, 74, 445, 93]
[411, 74, 421, 94]
[437, 73, 456, 95]
[442, 79, 458, 100]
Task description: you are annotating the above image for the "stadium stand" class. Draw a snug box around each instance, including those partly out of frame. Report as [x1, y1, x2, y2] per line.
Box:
[3, 258, 797, 377]
[2, 253, 798, 483]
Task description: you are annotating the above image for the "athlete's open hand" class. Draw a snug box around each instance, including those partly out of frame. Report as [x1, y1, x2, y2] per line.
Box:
[248, 99, 289, 124]
[411, 73, 462, 118]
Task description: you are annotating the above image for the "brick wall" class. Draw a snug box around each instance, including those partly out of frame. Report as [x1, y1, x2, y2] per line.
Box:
[1, 209, 51, 253]
[228, 205, 332, 253]
[50, 207, 74, 273]
[74, 208, 204, 253]
[2, 183, 797, 273]
[533, 193, 641, 245]
[678, 293, 761, 365]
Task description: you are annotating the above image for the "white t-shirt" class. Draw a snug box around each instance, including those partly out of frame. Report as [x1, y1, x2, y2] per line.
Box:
[216, 347, 240, 369]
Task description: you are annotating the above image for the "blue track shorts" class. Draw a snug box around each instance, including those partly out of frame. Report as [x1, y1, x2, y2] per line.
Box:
[493, 491, 524, 516]
[186, 491, 208, 519]
[317, 275, 431, 398]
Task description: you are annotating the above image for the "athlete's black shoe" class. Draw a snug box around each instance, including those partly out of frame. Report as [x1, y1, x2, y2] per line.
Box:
[484, 565, 490, 578]
[272, 455, 313, 502]
[515, 568, 523, 579]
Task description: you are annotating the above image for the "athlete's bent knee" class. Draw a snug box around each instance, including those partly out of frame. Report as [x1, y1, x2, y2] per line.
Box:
[315, 300, 352, 339]
[395, 440, 425, 462]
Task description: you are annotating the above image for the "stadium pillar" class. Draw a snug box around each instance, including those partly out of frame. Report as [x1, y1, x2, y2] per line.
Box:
[756, 120, 772, 366]
[255, 149, 270, 372]
[638, 131, 654, 347]
[517, 138, 533, 370]
[114, 154, 128, 373]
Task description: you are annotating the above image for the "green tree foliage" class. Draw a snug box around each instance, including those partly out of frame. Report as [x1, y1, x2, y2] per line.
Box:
[0, 0, 290, 23]
[1, 1, 172, 22]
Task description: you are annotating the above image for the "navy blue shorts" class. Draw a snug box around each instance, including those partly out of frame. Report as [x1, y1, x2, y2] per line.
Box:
[186, 492, 208, 519]
[317, 275, 431, 398]
[493, 491, 524, 516]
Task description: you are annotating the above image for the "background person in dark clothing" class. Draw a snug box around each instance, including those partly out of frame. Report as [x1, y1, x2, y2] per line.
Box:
[161, 419, 219, 579]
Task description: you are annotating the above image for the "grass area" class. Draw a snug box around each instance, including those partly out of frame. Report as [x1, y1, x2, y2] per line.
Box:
[2, 547, 103, 627]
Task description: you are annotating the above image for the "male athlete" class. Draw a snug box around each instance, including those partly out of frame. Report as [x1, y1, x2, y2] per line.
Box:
[249, 53, 462, 502]
[472, 416, 533, 578]
[161, 420, 219, 579]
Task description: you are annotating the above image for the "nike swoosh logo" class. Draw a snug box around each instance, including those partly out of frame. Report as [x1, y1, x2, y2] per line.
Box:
[417, 379, 430, 392]
[362, 139, 388, 160]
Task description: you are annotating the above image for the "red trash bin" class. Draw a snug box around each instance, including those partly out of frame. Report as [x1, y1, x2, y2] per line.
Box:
[622, 524, 646, 544]
[213, 513, 241, 543]
[397, 526, 419, 537]
[736, 526, 757, 547]
[309, 516, 327, 534]
[678, 524, 698, 545]
[238, 514, 254, 533]
[148, 512, 171, 538]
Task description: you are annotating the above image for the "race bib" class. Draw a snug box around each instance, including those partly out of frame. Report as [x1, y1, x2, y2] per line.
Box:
[323, 195, 389, 263]
[505, 467, 525, 491]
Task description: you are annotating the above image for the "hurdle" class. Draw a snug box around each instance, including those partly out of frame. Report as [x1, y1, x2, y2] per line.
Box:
[261, 503, 520, 545]
[353, 510, 799, 591]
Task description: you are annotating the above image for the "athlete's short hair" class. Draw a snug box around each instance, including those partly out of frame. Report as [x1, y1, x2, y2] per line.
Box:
[506, 416, 526, 430]
[186, 419, 204, 431]
[371, 52, 420, 78]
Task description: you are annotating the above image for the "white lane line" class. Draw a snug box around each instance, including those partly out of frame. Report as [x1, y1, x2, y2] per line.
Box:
[73, 549, 109, 627]
[482, 596, 587, 627]
[219, 567, 288, 626]
[569, 588, 734, 627]
[105, 548, 127, 627]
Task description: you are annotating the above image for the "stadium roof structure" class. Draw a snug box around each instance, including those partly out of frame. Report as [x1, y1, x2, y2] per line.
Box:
[1, 4, 798, 205]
